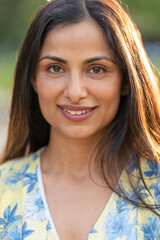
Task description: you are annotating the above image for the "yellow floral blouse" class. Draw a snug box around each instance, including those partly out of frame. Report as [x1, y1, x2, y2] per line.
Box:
[0, 148, 159, 240]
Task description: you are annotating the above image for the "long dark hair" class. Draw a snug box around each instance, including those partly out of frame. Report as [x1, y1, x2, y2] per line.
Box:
[2, 0, 160, 215]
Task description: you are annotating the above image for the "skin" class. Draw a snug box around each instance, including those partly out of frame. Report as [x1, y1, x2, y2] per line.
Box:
[34, 19, 124, 240]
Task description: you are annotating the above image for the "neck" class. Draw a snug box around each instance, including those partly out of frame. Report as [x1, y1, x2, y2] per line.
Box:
[41, 127, 102, 176]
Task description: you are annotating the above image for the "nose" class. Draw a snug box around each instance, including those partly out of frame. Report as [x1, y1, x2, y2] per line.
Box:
[64, 72, 88, 103]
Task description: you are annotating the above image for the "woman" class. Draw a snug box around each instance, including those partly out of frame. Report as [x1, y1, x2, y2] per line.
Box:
[0, 0, 160, 239]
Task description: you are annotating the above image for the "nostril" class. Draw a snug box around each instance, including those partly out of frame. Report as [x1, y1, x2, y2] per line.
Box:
[64, 80, 88, 102]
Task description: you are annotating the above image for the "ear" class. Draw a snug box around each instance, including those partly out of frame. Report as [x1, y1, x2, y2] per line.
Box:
[31, 78, 38, 93]
[121, 84, 129, 96]
[121, 75, 129, 96]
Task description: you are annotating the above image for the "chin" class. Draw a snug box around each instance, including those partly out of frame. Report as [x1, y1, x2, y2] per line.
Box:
[65, 130, 94, 139]
[61, 125, 106, 141]
[58, 125, 97, 139]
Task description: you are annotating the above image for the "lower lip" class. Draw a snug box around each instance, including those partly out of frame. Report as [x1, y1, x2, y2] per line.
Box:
[58, 107, 96, 122]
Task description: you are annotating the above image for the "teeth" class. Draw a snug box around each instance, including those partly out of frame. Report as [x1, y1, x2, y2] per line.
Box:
[64, 109, 90, 115]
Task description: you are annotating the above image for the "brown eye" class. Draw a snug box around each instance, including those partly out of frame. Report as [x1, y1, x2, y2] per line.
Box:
[53, 66, 61, 72]
[89, 66, 106, 74]
[93, 67, 101, 73]
[47, 65, 63, 73]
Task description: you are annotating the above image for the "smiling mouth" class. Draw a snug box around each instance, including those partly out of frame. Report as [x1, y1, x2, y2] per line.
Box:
[57, 104, 96, 116]
[57, 104, 97, 121]
[63, 109, 91, 115]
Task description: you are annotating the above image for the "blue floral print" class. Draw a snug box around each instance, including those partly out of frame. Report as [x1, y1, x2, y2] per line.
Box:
[144, 160, 159, 177]
[4, 161, 38, 194]
[127, 181, 149, 206]
[90, 228, 98, 233]
[86, 227, 98, 240]
[23, 165, 38, 193]
[23, 188, 46, 221]
[141, 216, 160, 240]
[103, 207, 133, 240]
[5, 163, 30, 187]
[33, 154, 40, 162]
[46, 221, 51, 232]
[0, 204, 34, 239]
[103, 158, 160, 240]
[103, 198, 135, 239]
[150, 183, 160, 204]
[0, 204, 22, 239]
[46, 221, 52, 240]
[22, 222, 34, 240]
[127, 159, 138, 174]
[117, 177, 149, 210]
[0, 150, 159, 239]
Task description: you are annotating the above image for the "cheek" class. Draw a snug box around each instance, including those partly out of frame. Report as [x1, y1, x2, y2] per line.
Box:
[96, 79, 122, 118]
[35, 79, 56, 120]
[102, 92, 121, 115]
[93, 79, 122, 104]
[35, 75, 61, 103]
[36, 88, 59, 129]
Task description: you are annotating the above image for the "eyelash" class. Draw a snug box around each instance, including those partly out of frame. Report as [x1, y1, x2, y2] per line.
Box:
[88, 66, 107, 74]
[46, 64, 107, 74]
[47, 65, 64, 73]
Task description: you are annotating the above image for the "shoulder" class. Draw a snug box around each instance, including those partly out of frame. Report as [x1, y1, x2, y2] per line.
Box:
[128, 156, 160, 177]
[141, 158, 160, 205]
[0, 148, 43, 219]
[127, 157, 160, 182]
[0, 148, 48, 239]
[140, 158, 160, 191]
[126, 157, 160, 206]
[0, 150, 41, 176]
[138, 159, 160, 236]
[136, 158, 160, 205]
[102, 159, 160, 240]
[0, 148, 43, 193]
[140, 158, 160, 178]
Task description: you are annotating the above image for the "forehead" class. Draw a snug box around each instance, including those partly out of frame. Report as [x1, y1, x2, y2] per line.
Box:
[40, 20, 114, 60]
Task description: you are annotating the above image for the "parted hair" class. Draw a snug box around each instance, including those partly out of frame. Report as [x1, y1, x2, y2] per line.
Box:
[1, 0, 160, 215]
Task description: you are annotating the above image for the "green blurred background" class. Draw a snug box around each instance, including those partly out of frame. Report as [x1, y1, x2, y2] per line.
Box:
[0, 0, 160, 91]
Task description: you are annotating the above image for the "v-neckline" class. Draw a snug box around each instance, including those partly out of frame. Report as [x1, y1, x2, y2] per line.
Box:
[37, 154, 125, 240]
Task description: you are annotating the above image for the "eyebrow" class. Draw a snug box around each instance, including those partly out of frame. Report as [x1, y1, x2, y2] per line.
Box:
[84, 56, 116, 64]
[39, 56, 67, 64]
[39, 55, 116, 64]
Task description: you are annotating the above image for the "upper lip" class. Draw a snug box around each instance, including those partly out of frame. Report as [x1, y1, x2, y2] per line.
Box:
[58, 104, 96, 111]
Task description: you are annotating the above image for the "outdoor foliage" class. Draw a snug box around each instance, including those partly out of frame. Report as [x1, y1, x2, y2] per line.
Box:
[0, 0, 159, 89]
[123, 0, 160, 41]
[0, 0, 159, 50]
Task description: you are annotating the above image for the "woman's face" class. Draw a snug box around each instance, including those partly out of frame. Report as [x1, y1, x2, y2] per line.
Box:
[35, 20, 123, 140]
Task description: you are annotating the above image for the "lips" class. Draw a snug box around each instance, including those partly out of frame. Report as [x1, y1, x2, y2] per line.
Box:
[58, 104, 95, 111]
[57, 104, 97, 121]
